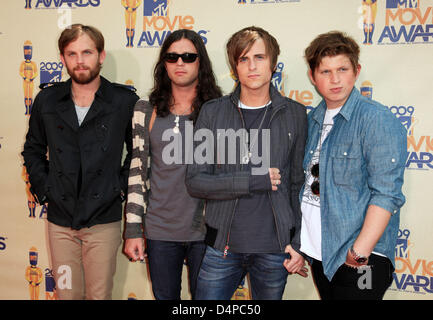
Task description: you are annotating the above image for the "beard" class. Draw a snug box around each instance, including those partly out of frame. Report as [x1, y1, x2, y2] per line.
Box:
[66, 63, 101, 85]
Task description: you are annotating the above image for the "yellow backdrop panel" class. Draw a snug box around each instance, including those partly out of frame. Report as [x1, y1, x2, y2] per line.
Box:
[1, 0, 432, 300]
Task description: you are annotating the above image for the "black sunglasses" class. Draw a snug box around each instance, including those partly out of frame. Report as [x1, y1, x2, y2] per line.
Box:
[311, 163, 320, 196]
[165, 52, 198, 63]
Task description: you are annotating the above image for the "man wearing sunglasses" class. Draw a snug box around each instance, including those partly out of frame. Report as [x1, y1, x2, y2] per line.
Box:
[186, 26, 308, 300]
[123, 29, 222, 300]
[300, 31, 406, 300]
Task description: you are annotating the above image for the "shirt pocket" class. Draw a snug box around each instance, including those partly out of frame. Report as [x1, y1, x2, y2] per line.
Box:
[330, 143, 363, 186]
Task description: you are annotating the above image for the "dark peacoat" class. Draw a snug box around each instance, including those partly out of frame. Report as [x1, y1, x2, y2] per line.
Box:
[22, 76, 139, 229]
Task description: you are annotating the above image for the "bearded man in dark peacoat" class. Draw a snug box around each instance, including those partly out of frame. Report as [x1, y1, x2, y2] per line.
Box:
[22, 76, 138, 230]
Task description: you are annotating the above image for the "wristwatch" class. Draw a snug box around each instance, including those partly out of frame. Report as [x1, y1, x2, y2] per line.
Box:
[349, 245, 368, 265]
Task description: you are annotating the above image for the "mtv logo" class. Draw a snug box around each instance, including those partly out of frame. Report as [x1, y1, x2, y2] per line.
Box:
[44, 268, 57, 300]
[40, 70, 62, 84]
[386, 0, 419, 9]
[398, 115, 413, 133]
[143, 0, 168, 16]
[395, 237, 409, 258]
[271, 62, 284, 92]
[395, 229, 411, 258]
[45, 268, 56, 293]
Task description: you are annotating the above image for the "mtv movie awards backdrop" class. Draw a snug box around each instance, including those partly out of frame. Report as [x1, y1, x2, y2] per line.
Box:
[0, 0, 432, 300]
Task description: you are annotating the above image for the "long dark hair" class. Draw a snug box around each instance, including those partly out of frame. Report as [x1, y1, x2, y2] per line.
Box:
[149, 29, 222, 123]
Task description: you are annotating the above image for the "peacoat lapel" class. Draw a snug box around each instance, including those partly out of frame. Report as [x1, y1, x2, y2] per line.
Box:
[55, 79, 79, 132]
[54, 77, 116, 130]
[80, 76, 115, 126]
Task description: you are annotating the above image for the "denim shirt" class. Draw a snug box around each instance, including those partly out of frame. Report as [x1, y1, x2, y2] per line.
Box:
[301, 87, 407, 281]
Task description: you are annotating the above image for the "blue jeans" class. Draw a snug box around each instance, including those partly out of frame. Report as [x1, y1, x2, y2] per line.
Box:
[146, 239, 206, 300]
[195, 246, 289, 300]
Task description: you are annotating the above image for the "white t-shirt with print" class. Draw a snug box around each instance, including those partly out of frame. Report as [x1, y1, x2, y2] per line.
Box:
[300, 106, 341, 261]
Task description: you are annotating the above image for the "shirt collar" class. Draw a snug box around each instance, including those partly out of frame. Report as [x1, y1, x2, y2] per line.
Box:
[338, 87, 360, 121]
[230, 83, 286, 109]
[312, 87, 360, 125]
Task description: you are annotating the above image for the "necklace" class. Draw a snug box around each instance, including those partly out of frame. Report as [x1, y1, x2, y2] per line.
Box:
[172, 106, 191, 134]
[240, 102, 270, 164]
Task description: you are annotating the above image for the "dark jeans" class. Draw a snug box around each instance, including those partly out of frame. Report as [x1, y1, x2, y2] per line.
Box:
[195, 246, 289, 300]
[146, 239, 206, 300]
[311, 254, 394, 300]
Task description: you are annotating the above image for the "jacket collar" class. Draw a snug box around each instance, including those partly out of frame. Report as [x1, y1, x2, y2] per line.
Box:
[55, 76, 114, 131]
[312, 87, 360, 125]
[56, 76, 114, 103]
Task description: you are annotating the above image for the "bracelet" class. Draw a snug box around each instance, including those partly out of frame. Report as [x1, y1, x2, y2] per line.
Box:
[349, 245, 369, 265]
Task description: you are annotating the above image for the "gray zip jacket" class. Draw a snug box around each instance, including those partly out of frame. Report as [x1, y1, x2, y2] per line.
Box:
[185, 84, 307, 255]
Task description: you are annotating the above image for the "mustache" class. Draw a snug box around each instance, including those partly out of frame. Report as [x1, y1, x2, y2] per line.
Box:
[73, 65, 90, 71]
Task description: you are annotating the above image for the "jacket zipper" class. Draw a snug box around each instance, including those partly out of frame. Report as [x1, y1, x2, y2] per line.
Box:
[267, 105, 285, 252]
[267, 191, 283, 252]
[222, 97, 285, 257]
[223, 101, 246, 258]
[223, 198, 238, 258]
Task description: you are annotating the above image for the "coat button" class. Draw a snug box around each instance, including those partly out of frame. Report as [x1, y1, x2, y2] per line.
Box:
[343, 152, 347, 156]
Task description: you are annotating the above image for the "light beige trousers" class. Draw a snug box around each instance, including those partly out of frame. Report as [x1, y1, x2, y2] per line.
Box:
[47, 221, 121, 300]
